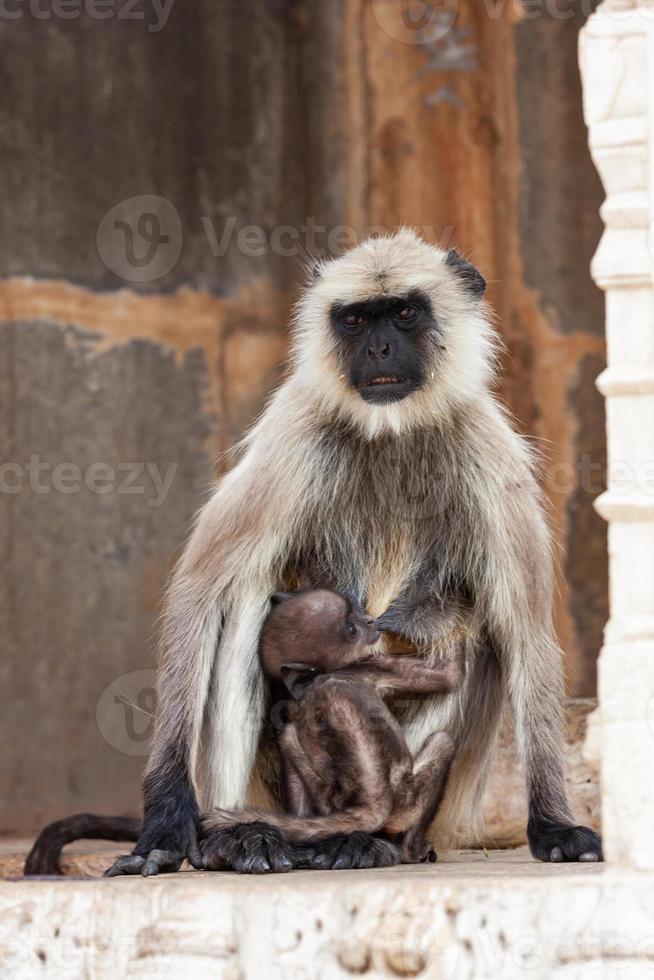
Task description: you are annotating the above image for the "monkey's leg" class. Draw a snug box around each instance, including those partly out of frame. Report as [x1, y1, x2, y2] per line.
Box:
[200, 712, 386, 875]
[105, 742, 204, 877]
[287, 762, 321, 870]
[398, 732, 456, 864]
[280, 724, 334, 816]
[493, 549, 603, 862]
[284, 703, 401, 871]
[284, 758, 313, 818]
[515, 650, 603, 863]
[105, 593, 224, 877]
[198, 732, 302, 874]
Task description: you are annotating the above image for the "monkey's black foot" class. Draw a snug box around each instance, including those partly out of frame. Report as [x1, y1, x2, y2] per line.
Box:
[104, 848, 186, 877]
[304, 832, 402, 871]
[104, 854, 146, 876]
[528, 819, 603, 863]
[200, 822, 294, 874]
[399, 831, 437, 865]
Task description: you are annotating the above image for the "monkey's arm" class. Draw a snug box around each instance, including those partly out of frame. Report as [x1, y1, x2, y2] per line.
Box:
[377, 593, 473, 654]
[342, 652, 463, 695]
[106, 424, 310, 877]
[396, 730, 456, 863]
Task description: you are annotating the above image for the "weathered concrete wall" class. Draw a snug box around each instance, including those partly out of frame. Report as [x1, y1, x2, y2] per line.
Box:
[0, 322, 213, 832]
[0, 1, 607, 831]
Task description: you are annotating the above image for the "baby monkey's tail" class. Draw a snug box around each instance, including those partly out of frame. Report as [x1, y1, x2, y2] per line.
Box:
[202, 805, 387, 848]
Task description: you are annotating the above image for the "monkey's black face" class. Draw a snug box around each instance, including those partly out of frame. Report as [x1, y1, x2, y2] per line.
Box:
[330, 289, 439, 405]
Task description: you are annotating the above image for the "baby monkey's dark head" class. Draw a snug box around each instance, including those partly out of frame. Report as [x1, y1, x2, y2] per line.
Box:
[260, 588, 379, 686]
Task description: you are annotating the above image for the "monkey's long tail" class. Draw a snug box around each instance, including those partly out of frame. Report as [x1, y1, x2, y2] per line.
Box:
[24, 814, 141, 876]
[202, 806, 385, 845]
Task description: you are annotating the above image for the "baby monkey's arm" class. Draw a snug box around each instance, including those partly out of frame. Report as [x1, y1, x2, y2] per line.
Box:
[341, 651, 463, 695]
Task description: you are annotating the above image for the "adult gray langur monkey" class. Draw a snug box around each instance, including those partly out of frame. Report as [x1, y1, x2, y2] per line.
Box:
[105, 227, 602, 875]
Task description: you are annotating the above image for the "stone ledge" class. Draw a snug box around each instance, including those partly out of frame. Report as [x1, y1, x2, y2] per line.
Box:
[2, 847, 653, 979]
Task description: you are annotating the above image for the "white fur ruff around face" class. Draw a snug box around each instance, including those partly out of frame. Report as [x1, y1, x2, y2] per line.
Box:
[291, 227, 498, 440]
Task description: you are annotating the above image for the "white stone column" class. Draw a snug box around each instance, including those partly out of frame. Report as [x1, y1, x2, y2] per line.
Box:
[580, 0, 654, 869]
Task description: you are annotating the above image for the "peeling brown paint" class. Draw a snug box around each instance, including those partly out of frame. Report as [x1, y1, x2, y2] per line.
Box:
[0, 278, 291, 462]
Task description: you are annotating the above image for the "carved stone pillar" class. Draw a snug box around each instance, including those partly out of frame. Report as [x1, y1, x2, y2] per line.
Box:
[580, 0, 654, 868]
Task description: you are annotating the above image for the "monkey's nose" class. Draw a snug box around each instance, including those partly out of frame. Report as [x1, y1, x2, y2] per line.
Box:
[367, 342, 390, 359]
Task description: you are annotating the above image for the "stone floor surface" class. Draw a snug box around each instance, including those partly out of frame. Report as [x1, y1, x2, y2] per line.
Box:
[0, 839, 651, 979]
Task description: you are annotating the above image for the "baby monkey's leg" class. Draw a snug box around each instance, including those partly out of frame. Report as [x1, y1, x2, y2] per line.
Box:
[280, 724, 333, 817]
[284, 755, 314, 817]
[400, 731, 456, 863]
[283, 701, 400, 871]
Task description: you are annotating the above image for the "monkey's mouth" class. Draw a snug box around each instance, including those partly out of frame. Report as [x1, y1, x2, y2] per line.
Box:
[358, 374, 415, 404]
[363, 374, 407, 387]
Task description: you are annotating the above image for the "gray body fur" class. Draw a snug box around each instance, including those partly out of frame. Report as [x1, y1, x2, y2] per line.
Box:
[148, 229, 568, 851]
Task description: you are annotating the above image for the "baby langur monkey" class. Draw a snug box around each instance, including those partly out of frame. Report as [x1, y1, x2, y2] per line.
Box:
[23, 587, 462, 877]
[200, 588, 463, 872]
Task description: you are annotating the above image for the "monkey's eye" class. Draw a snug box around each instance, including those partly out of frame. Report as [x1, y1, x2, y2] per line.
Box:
[341, 313, 366, 330]
[346, 622, 357, 638]
[395, 305, 417, 323]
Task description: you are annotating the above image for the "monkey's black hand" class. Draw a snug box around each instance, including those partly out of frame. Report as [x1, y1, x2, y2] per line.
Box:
[105, 832, 203, 877]
[105, 782, 202, 877]
[104, 849, 191, 877]
[304, 832, 401, 870]
[376, 603, 405, 634]
[200, 822, 294, 874]
[528, 818, 603, 863]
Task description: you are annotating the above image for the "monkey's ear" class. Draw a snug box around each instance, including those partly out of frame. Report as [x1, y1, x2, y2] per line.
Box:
[445, 249, 486, 297]
[271, 591, 294, 604]
[280, 663, 319, 700]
